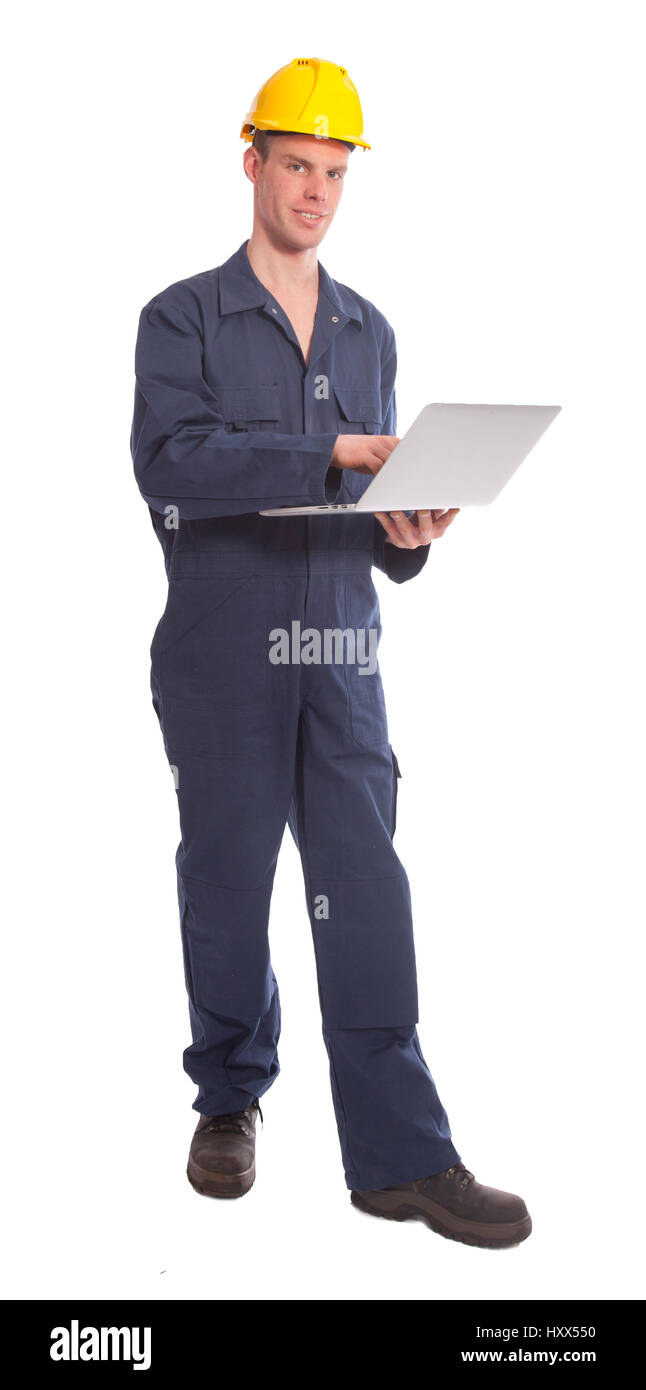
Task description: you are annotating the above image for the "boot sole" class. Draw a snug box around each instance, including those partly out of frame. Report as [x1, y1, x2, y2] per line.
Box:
[186, 1156, 255, 1199]
[350, 1189, 532, 1248]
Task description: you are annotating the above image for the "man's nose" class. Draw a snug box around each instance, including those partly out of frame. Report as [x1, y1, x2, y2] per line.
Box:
[303, 175, 328, 202]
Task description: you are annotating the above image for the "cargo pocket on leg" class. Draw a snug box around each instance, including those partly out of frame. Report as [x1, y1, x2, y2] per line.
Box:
[390, 746, 401, 837]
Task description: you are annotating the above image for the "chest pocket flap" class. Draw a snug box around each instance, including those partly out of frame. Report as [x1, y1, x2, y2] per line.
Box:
[333, 385, 382, 434]
[214, 384, 280, 430]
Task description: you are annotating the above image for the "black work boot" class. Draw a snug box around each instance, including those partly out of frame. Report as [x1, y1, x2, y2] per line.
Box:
[351, 1163, 531, 1248]
[187, 1098, 262, 1199]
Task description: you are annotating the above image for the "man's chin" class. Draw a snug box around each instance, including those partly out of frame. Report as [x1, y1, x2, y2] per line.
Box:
[282, 215, 331, 248]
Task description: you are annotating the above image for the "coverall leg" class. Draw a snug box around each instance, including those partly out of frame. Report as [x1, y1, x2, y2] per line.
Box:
[287, 569, 460, 1189]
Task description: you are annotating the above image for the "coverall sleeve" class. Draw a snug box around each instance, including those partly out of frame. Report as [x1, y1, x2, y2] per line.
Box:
[372, 324, 432, 584]
[130, 285, 342, 519]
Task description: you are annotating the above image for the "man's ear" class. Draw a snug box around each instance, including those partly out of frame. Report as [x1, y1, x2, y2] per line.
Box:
[242, 146, 261, 184]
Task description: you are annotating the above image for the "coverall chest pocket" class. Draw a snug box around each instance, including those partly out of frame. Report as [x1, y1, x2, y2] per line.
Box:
[151, 576, 272, 759]
[214, 384, 280, 432]
[332, 385, 382, 435]
[332, 385, 383, 505]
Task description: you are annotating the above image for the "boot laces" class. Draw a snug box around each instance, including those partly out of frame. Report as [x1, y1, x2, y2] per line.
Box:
[203, 1098, 263, 1134]
[444, 1163, 475, 1191]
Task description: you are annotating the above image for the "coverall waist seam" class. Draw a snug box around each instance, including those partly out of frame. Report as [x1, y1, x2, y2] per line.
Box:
[168, 560, 374, 578]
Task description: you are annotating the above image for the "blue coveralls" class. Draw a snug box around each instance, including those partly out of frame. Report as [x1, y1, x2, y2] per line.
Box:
[131, 239, 461, 1190]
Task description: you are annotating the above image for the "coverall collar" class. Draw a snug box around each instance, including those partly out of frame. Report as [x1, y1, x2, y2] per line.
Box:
[219, 239, 363, 334]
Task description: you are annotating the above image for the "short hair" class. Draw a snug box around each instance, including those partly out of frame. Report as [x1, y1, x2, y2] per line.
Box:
[251, 129, 355, 162]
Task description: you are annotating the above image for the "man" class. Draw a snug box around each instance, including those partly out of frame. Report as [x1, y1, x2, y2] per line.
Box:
[130, 57, 531, 1248]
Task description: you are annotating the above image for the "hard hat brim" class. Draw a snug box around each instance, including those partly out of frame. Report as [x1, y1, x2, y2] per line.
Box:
[240, 118, 370, 151]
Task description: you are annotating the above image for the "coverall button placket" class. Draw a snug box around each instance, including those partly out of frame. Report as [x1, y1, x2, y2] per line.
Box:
[132, 238, 460, 1191]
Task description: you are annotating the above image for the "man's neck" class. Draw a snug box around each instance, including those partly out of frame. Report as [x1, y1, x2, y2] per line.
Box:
[245, 230, 319, 300]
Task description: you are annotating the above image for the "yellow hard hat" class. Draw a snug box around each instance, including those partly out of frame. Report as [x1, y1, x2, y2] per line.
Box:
[240, 57, 371, 151]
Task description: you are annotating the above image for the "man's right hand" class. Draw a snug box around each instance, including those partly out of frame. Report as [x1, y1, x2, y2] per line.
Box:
[331, 434, 400, 476]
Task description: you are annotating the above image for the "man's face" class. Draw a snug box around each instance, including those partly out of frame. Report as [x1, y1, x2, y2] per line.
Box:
[244, 133, 350, 250]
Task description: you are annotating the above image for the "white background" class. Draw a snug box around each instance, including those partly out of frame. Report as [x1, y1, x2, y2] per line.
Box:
[3, 0, 644, 1302]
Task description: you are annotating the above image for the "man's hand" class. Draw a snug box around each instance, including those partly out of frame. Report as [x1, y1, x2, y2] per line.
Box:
[331, 436, 460, 547]
[331, 433, 400, 476]
[375, 508, 460, 549]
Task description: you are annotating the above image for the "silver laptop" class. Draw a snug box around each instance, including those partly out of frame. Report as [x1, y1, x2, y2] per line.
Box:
[259, 402, 562, 515]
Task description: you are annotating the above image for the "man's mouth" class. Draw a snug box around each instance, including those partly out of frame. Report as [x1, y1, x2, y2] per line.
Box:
[292, 210, 326, 223]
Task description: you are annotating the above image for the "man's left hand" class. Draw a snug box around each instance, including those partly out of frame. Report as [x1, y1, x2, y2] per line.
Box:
[375, 508, 460, 549]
